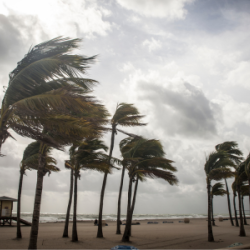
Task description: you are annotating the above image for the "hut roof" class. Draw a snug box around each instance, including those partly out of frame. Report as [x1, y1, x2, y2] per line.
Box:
[0, 196, 17, 202]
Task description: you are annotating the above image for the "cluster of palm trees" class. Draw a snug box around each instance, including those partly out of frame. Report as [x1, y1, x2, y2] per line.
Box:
[0, 37, 178, 249]
[205, 141, 250, 242]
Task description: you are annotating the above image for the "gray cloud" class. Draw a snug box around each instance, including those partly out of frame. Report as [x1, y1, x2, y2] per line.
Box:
[138, 81, 217, 138]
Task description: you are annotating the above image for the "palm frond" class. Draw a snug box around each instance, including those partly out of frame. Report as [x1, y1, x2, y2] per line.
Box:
[111, 103, 146, 127]
[138, 169, 178, 185]
[209, 167, 234, 181]
[211, 182, 227, 196]
[4, 37, 96, 108]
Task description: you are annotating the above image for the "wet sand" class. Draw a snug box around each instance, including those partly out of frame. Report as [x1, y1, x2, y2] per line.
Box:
[1, 218, 250, 249]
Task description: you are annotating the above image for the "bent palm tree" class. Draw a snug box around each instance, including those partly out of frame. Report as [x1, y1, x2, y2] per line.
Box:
[243, 153, 250, 211]
[211, 182, 227, 226]
[62, 163, 74, 238]
[234, 162, 247, 236]
[66, 139, 118, 241]
[21, 38, 110, 250]
[204, 151, 234, 242]
[17, 141, 59, 239]
[0, 37, 99, 155]
[97, 103, 146, 237]
[232, 181, 239, 227]
[240, 185, 249, 225]
[120, 137, 178, 242]
[215, 141, 243, 226]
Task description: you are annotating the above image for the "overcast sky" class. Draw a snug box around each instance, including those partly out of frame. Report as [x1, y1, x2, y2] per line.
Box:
[0, 0, 250, 216]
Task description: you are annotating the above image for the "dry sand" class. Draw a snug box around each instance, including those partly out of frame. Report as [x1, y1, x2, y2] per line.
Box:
[1, 218, 250, 249]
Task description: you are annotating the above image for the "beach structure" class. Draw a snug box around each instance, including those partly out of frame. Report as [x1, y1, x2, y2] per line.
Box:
[0, 196, 17, 225]
[0, 196, 31, 226]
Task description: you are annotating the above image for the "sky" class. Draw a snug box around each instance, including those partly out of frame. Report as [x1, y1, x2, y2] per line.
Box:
[0, 0, 250, 216]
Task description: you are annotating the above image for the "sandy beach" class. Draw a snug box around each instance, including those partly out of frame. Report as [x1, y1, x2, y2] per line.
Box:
[1, 218, 250, 249]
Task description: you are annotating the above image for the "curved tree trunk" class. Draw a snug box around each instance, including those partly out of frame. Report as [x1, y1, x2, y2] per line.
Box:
[207, 180, 214, 242]
[237, 185, 246, 236]
[128, 177, 139, 236]
[242, 197, 247, 225]
[116, 164, 126, 234]
[97, 126, 116, 238]
[17, 169, 24, 239]
[122, 177, 133, 242]
[211, 196, 215, 226]
[225, 179, 234, 226]
[63, 169, 74, 238]
[233, 193, 239, 227]
[72, 171, 78, 242]
[28, 149, 46, 249]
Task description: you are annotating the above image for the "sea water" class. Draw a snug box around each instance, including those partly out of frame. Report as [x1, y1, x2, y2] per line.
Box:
[12, 212, 229, 223]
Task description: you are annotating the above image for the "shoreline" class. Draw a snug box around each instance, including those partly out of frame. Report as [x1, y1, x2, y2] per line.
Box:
[1, 218, 250, 249]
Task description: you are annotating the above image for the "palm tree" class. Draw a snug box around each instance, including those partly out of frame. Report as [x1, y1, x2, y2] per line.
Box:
[211, 182, 227, 226]
[17, 141, 59, 239]
[22, 38, 110, 250]
[243, 153, 250, 210]
[120, 137, 178, 242]
[240, 185, 249, 225]
[0, 37, 100, 155]
[232, 182, 239, 227]
[215, 141, 243, 226]
[232, 162, 247, 236]
[65, 139, 118, 242]
[62, 162, 74, 238]
[204, 151, 234, 242]
[97, 103, 146, 238]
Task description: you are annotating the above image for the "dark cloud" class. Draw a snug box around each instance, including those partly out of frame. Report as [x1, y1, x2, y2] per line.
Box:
[138, 81, 217, 138]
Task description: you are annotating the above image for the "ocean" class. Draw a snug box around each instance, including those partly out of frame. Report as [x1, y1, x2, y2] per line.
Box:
[12, 212, 229, 223]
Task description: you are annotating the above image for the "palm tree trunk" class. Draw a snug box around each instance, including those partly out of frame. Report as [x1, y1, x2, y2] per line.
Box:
[128, 177, 139, 236]
[122, 177, 133, 242]
[131, 177, 139, 217]
[63, 169, 74, 238]
[97, 126, 116, 238]
[207, 180, 214, 242]
[233, 193, 239, 227]
[28, 150, 45, 249]
[16, 169, 24, 239]
[211, 196, 215, 226]
[225, 179, 234, 226]
[116, 164, 126, 234]
[237, 185, 246, 236]
[72, 171, 78, 242]
[242, 197, 247, 225]
[248, 178, 250, 216]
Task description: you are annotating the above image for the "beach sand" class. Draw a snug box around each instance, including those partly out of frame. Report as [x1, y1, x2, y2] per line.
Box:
[1, 218, 250, 249]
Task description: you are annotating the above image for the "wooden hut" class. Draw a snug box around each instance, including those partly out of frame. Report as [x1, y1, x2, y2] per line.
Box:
[0, 196, 17, 225]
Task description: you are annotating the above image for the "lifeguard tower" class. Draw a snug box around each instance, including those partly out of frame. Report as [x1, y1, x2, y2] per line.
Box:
[0, 196, 17, 226]
[0, 196, 31, 226]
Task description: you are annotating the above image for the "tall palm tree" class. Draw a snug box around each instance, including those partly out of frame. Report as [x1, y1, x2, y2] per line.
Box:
[97, 103, 146, 238]
[66, 139, 119, 242]
[120, 137, 178, 242]
[0, 37, 100, 155]
[22, 38, 110, 250]
[204, 151, 234, 242]
[240, 185, 249, 225]
[232, 162, 247, 236]
[243, 153, 250, 210]
[215, 141, 243, 226]
[211, 182, 227, 226]
[17, 141, 59, 239]
[232, 182, 239, 227]
[62, 162, 74, 238]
